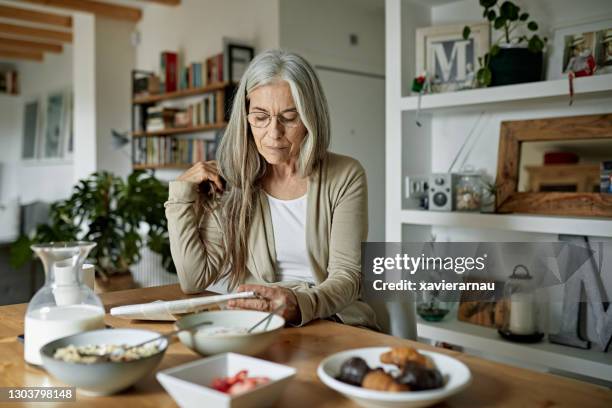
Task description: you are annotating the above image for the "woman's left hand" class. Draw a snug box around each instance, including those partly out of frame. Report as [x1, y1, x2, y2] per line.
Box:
[227, 284, 301, 324]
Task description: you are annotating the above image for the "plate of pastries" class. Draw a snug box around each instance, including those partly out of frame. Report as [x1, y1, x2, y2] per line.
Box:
[317, 346, 471, 408]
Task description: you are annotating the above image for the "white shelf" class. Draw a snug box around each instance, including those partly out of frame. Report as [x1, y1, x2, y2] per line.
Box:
[400, 74, 612, 112]
[401, 209, 612, 237]
[417, 317, 612, 382]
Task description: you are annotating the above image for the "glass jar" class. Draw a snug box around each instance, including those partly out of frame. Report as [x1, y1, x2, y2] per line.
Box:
[24, 242, 105, 366]
[416, 290, 453, 322]
[499, 264, 542, 339]
[454, 172, 482, 212]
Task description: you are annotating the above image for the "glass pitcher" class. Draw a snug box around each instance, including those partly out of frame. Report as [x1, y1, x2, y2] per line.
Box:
[24, 242, 105, 366]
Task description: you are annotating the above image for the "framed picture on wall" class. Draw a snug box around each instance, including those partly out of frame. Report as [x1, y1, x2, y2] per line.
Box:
[416, 23, 489, 93]
[62, 90, 74, 159]
[22, 98, 41, 159]
[223, 38, 255, 83]
[547, 19, 612, 80]
[42, 91, 65, 159]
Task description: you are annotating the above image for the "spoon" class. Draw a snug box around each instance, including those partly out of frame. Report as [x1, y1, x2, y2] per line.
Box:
[247, 304, 285, 333]
[76, 320, 213, 362]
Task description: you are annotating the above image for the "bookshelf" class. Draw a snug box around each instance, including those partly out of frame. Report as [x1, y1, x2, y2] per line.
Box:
[131, 122, 227, 138]
[133, 163, 191, 170]
[386, 0, 612, 380]
[131, 81, 235, 170]
[132, 81, 230, 104]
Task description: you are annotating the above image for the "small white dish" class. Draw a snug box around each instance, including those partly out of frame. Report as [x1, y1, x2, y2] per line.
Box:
[175, 310, 285, 356]
[317, 347, 471, 408]
[156, 352, 296, 408]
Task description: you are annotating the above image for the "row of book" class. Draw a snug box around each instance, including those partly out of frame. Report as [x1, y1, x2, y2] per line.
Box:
[0, 70, 19, 95]
[134, 93, 220, 133]
[160, 51, 225, 93]
[133, 86, 234, 133]
[132, 137, 219, 166]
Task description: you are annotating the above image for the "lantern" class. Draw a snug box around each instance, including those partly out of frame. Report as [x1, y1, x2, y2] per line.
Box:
[498, 264, 544, 342]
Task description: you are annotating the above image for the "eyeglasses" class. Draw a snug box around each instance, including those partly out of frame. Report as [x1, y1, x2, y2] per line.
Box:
[247, 111, 301, 128]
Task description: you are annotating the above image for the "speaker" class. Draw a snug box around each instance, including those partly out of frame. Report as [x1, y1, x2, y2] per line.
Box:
[428, 174, 453, 211]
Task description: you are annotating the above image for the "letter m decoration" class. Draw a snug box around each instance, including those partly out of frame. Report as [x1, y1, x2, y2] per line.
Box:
[431, 39, 470, 82]
[549, 241, 612, 352]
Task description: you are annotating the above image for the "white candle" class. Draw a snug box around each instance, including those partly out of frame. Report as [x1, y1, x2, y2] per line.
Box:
[509, 292, 536, 335]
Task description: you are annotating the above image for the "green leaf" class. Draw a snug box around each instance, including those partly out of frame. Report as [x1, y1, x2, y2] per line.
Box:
[494, 16, 506, 30]
[520, 12, 529, 21]
[480, 0, 497, 7]
[500, 1, 519, 20]
[483, 52, 491, 66]
[477, 67, 492, 86]
[527, 21, 538, 31]
[462, 26, 471, 40]
[487, 9, 496, 21]
[9, 235, 34, 269]
[528, 35, 545, 52]
[490, 44, 501, 56]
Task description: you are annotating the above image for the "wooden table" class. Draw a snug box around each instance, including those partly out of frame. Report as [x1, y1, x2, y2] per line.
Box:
[0, 284, 610, 407]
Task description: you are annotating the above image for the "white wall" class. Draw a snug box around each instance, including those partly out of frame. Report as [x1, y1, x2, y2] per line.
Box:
[95, 17, 136, 178]
[280, 0, 387, 241]
[280, 0, 385, 75]
[73, 12, 97, 182]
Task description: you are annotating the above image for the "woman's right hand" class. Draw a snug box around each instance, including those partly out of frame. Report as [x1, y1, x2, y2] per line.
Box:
[177, 161, 225, 193]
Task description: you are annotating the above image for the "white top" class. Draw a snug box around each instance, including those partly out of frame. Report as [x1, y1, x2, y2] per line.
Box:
[265, 192, 314, 284]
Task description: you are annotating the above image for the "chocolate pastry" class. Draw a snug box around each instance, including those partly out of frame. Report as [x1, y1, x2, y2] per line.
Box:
[336, 357, 371, 386]
[396, 361, 444, 391]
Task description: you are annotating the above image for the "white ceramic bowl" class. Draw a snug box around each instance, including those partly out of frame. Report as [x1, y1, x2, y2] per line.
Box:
[40, 328, 168, 396]
[157, 352, 296, 408]
[175, 310, 285, 356]
[317, 347, 471, 408]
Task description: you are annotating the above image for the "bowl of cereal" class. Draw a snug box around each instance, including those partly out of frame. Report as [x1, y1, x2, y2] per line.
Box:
[176, 310, 285, 356]
[40, 328, 168, 396]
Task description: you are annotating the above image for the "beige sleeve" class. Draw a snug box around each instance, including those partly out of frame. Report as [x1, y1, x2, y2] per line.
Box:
[291, 164, 368, 326]
[164, 181, 226, 294]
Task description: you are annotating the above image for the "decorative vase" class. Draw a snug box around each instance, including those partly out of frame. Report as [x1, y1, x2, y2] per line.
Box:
[489, 46, 543, 86]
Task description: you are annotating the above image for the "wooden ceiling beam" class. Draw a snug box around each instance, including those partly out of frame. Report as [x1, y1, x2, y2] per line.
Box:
[0, 4, 72, 28]
[19, 0, 142, 22]
[0, 22, 72, 42]
[134, 0, 181, 5]
[0, 49, 43, 61]
[0, 36, 62, 53]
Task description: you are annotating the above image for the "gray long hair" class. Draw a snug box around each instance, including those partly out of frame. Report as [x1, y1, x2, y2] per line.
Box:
[212, 49, 331, 289]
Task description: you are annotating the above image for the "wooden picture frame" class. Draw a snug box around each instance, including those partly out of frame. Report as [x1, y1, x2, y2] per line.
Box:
[495, 113, 612, 217]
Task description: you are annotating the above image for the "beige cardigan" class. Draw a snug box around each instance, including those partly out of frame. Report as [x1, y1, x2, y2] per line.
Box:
[164, 152, 378, 329]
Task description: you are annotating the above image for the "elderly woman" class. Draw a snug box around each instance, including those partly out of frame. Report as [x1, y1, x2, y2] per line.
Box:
[165, 49, 377, 329]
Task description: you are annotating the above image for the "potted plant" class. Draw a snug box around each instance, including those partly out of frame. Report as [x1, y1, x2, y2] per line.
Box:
[10, 171, 175, 292]
[463, 0, 547, 87]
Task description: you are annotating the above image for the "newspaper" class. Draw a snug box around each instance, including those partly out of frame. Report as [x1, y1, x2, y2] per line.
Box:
[109, 291, 257, 321]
